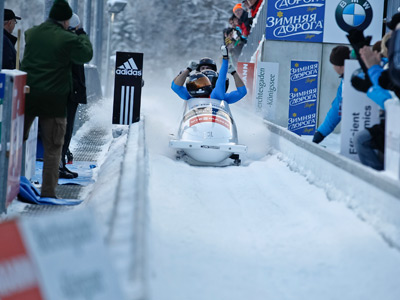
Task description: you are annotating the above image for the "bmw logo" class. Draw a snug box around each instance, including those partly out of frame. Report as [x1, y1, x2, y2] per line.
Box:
[335, 0, 373, 32]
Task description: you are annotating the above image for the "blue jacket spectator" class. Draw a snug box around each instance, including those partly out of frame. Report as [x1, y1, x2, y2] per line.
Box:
[313, 46, 350, 144]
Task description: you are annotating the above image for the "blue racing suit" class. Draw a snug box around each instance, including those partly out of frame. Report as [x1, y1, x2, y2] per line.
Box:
[171, 58, 247, 103]
[317, 79, 343, 137]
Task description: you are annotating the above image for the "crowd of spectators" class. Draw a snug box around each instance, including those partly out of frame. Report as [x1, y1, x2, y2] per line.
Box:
[2, 0, 93, 199]
[313, 12, 400, 172]
[223, 0, 263, 66]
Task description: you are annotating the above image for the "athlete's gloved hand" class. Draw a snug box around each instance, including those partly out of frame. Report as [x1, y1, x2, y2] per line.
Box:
[351, 76, 371, 93]
[187, 60, 198, 72]
[312, 131, 325, 144]
[221, 45, 229, 59]
[225, 36, 233, 46]
[228, 64, 236, 75]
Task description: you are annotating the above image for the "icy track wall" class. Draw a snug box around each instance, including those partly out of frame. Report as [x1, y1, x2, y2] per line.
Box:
[264, 120, 400, 250]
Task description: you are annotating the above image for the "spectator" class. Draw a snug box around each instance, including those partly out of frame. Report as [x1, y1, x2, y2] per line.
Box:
[2, 9, 21, 69]
[352, 34, 393, 171]
[59, 13, 88, 179]
[223, 27, 246, 66]
[313, 46, 350, 144]
[246, 0, 263, 18]
[348, 11, 400, 171]
[352, 45, 390, 170]
[233, 3, 251, 38]
[21, 0, 93, 199]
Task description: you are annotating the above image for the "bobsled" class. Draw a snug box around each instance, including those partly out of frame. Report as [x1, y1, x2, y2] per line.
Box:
[169, 98, 247, 166]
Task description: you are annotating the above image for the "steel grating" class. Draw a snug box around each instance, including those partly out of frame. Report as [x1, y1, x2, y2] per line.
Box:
[73, 128, 110, 162]
[16, 127, 110, 216]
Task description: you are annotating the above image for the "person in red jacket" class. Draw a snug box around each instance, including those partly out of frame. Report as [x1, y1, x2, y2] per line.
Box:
[246, 0, 263, 18]
[233, 3, 251, 38]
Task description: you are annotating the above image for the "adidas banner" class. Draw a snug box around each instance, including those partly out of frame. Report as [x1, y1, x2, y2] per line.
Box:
[112, 52, 143, 125]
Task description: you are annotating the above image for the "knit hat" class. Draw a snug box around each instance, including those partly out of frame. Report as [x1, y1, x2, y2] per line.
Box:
[49, 0, 73, 21]
[329, 45, 350, 66]
[233, 3, 242, 13]
[387, 12, 400, 30]
[69, 13, 80, 28]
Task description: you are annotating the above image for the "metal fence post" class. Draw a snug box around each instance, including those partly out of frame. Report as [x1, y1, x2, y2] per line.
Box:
[85, 0, 93, 38]
[71, 0, 79, 14]
[44, 0, 53, 21]
[95, 0, 104, 74]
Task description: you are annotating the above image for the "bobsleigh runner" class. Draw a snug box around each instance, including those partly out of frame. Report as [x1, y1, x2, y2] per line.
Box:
[169, 98, 248, 166]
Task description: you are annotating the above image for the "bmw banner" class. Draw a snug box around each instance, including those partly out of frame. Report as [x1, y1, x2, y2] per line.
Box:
[112, 52, 143, 125]
[323, 0, 384, 44]
[266, 0, 326, 43]
[288, 60, 319, 135]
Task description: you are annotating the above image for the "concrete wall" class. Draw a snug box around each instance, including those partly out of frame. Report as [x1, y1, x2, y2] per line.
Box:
[261, 40, 343, 131]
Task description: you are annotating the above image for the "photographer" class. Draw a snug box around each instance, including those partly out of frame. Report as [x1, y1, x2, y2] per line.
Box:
[312, 46, 350, 144]
[349, 14, 400, 171]
[59, 13, 88, 179]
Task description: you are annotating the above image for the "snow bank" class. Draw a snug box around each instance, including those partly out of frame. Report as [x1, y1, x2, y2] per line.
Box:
[264, 120, 400, 249]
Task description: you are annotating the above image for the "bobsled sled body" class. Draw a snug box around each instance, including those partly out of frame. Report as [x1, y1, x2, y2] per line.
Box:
[169, 98, 247, 165]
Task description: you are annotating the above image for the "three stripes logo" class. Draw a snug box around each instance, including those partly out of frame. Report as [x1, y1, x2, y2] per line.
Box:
[116, 58, 142, 76]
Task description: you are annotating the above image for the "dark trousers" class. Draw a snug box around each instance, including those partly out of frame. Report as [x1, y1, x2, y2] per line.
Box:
[24, 115, 66, 197]
[61, 101, 79, 166]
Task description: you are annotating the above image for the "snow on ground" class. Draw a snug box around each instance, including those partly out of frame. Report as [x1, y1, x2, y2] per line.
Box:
[140, 75, 400, 300]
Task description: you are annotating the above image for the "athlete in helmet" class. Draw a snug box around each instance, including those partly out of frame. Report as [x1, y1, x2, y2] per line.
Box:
[196, 57, 217, 72]
[186, 72, 213, 98]
[171, 46, 247, 103]
[202, 69, 229, 92]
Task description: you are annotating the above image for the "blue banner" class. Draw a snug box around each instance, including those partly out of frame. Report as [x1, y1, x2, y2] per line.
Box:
[266, 0, 325, 42]
[288, 61, 319, 135]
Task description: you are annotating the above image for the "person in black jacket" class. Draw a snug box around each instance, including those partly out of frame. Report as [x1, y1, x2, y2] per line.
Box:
[59, 13, 88, 179]
[2, 9, 21, 69]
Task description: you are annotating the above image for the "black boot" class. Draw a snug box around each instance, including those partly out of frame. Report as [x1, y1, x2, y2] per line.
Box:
[59, 167, 75, 179]
[64, 166, 78, 178]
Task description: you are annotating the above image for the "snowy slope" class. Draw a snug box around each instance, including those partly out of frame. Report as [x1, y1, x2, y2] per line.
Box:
[138, 76, 400, 300]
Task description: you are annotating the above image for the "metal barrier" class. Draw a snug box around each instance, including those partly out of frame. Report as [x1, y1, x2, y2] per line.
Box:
[238, 0, 267, 63]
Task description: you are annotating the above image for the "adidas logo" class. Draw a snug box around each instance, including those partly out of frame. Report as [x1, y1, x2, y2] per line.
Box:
[116, 58, 142, 76]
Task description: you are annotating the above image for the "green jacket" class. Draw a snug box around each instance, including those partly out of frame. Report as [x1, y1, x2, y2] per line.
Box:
[21, 20, 93, 117]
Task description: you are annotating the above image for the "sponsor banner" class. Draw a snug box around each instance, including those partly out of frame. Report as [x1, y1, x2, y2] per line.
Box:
[189, 115, 231, 130]
[112, 52, 143, 125]
[0, 208, 124, 300]
[288, 60, 318, 135]
[0, 220, 43, 300]
[7, 74, 26, 207]
[340, 59, 381, 161]
[266, 0, 325, 43]
[323, 0, 384, 44]
[384, 99, 400, 178]
[237, 62, 255, 106]
[254, 62, 279, 121]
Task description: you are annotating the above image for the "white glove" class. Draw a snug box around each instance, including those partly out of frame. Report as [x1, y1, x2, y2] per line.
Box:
[187, 60, 198, 71]
[220, 45, 228, 58]
[228, 64, 236, 75]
